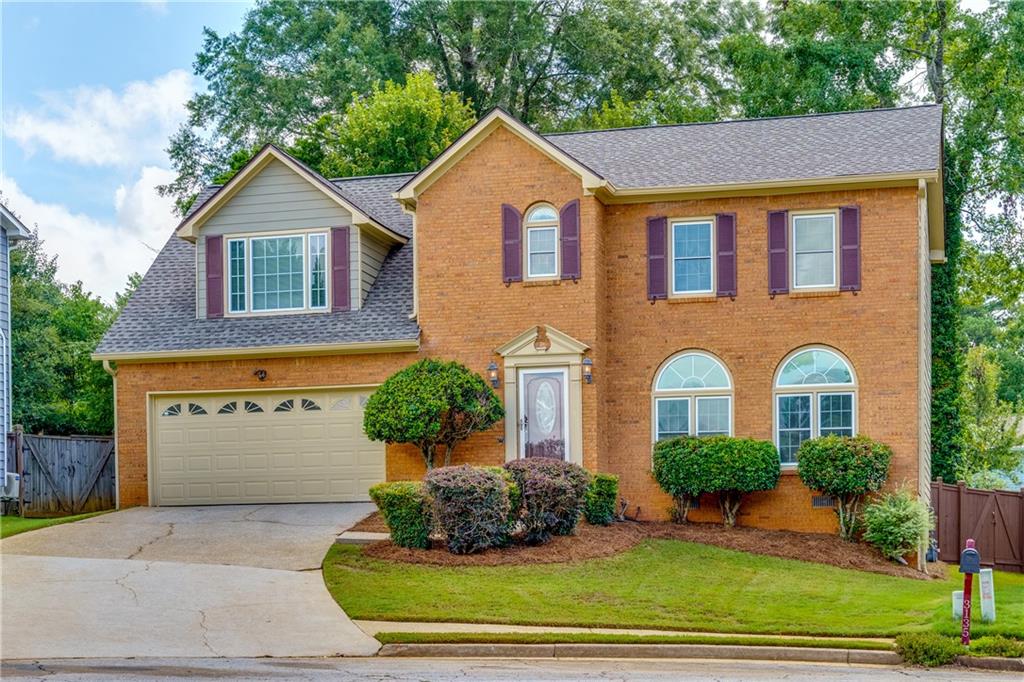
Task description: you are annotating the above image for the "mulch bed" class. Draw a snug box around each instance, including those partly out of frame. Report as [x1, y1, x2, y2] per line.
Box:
[350, 511, 389, 533]
[361, 516, 938, 580]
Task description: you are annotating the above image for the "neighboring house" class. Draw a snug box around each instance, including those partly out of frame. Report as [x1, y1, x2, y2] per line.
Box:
[0, 203, 32, 474]
[94, 105, 945, 533]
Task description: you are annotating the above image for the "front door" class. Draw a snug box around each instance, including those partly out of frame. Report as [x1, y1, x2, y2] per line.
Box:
[518, 368, 569, 459]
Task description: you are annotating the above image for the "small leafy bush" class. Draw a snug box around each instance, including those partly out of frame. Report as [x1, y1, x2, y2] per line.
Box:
[363, 359, 504, 469]
[797, 435, 892, 540]
[424, 465, 511, 554]
[654, 436, 779, 526]
[895, 633, 964, 667]
[970, 636, 1024, 658]
[652, 437, 704, 522]
[482, 466, 521, 545]
[584, 473, 619, 526]
[506, 458, 591, 543]
[368, 481, 431, 549]
[862, 489, 933, 562]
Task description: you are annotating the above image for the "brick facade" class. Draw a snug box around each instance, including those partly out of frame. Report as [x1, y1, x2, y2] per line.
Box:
[114, 125, 925, 533]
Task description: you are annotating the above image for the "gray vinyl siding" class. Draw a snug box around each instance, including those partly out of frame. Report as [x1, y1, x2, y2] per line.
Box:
[359, 229, 391, 305]
[1, 228, 10, 461]
[196, 158, 353, 318]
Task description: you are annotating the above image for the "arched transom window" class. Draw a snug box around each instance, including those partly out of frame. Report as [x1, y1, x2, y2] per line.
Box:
[653, 351, 732, 440]
[525, 204, 559, 279]
[774, 347, 857, 465]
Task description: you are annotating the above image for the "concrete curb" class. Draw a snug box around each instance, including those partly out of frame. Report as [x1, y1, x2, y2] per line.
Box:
[378, 643, 902, 665]
[336, 531, 389, 545]
[956, 655, 1024, 673]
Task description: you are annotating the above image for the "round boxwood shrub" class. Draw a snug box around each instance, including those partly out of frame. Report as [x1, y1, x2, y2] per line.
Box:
[424, 465, 511, 554]
[700, 436, 780, 526]
[363, 359, 504, 470]
[583, 473, 619, 526]
[652, 437, 705, 522]
[797, 435, 892, 540]
[862, 488, 933, 563]
[505, 458, 591, 543]
[368, 481, 432, 549]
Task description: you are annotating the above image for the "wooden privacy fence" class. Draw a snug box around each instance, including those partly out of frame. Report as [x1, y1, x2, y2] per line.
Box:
[931, 480, 1024, 573]
[7, 428, 115, 518]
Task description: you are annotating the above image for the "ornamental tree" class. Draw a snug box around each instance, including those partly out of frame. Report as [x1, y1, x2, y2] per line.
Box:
[797, 435, 892, 541]
[363, 359, 504, 470]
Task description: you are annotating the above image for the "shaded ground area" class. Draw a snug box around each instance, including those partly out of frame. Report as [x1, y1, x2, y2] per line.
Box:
[363, 516, 929, 579]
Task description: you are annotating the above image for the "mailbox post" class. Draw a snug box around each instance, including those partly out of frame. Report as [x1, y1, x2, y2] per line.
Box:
[959, 538, 981, 645]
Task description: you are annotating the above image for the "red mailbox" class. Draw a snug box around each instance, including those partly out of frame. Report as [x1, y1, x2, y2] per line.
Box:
[959, 539, 980, 645]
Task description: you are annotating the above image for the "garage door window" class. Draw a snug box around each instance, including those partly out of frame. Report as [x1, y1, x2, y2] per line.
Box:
[301, 398, 321, 411]
[188, 403, 208, 415]
[244, 400, 264, 413]
[274, 399, 294, 412]
[217, 401, 237, 414]
[161, 403, 181, 417]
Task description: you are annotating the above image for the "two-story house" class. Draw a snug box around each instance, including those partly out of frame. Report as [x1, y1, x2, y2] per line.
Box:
[95, 105, 945, 532]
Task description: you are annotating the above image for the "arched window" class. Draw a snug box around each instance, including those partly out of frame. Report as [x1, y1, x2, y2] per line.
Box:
[774, 347, 857, 465]
[524, 204, 559, 279]
[652, 351, 733, 440]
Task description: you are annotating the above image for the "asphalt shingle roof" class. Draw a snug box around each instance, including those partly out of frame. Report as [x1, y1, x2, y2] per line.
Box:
[98, 106, 941, 357]
[546, 105, 942, 189]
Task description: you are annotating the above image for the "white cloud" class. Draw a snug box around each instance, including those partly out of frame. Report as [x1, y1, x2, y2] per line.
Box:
[4, 70, 193, 168]
[139, 0, 169, 15]
[1, 169, 178, 302]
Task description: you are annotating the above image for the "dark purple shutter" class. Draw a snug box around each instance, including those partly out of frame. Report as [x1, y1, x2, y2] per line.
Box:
[716, 213, 737, 297]
[646, 216, 668, 300]
[501, 204, 523, 283]
[331, 226, 350, 311]
[559, 199, 581, 280]
[839, 205, 861, 291]
[767, 210, 789, 295]
[205, 235, 223, 318]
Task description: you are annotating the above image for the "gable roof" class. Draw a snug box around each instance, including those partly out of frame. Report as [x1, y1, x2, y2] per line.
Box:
[94, 172, 418, 361]
[0, 203, 33, 241]
[176, 144, 408, 244]
[396, 105, 943, 206]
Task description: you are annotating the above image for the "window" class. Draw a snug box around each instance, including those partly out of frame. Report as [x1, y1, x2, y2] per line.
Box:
[225, 232, 329, 314]
[301, 398, 321, 412]
[244, 400, 264, 414]
[653, 351, 733, 440]
[161, 403, 181, 417]
[188, 403, 207, 416]
[274, 399, 294, 413]
[774, 347, 856, 464]
[792, 213, 837, 289]
[525, 205, 558, 278]
[217, 401, 237, 415]
[671, 220, 714, 294]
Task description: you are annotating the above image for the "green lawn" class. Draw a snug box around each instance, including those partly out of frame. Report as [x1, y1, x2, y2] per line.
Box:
[324, 539, 1024, 639]
[374, 631, 892, 650]
[0, 511, 109, 539]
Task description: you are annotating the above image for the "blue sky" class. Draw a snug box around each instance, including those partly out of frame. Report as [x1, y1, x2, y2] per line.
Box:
[2, 1, 253, 301]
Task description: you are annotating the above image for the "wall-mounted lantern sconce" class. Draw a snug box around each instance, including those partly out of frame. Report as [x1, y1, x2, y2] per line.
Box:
[487, 362, 500, 388]
[253, 368, 268, 382]
[582, 357, 594, 384]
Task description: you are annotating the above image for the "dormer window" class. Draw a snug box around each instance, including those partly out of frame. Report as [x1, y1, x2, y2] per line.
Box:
[525, 205, 559, 279]
[226, 232, 329, 314]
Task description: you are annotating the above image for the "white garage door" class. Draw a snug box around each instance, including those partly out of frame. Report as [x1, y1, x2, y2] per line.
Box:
[151, 389, 384, 505]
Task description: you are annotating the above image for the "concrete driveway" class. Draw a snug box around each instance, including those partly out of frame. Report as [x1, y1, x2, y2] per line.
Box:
[0, 504, 380, 659]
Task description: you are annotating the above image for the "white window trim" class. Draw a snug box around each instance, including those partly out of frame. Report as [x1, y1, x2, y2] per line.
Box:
[790, 210, 839, 290]
[773, 346, 857, 467]
[651, 350, 734, 442]
[227, 238, 247, 314]
[517, 366, 571, 460]
[307, 233, 328, 310]
[223, 229, 331, 316]
[653, 395, 733, 441]
[670, 217, 716, 296]
[524, 204, 559, 280]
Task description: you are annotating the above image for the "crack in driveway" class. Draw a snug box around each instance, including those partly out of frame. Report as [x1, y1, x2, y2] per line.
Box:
[112, 562, 152, 606]
[126, 523, 175, 560]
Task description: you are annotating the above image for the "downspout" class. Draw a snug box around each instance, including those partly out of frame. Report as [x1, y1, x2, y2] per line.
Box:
[102, 360, 120, 509]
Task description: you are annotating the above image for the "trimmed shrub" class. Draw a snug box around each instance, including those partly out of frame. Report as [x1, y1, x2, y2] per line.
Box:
[701, 436, 780, 526]
[482, 466, 521, 545]
[505, 459, 591, 543]
[368, 481, 431, 549]
[363, 359, 504, 469]
[970, 636, 1024, 658]
[863, 488, 933, 562]
[424, 465, 510, 554]
[797, 435, 892, 540]
[895, 633, 965, 667]
[652, 437, 705, 522]
[583, 473, 619, 526]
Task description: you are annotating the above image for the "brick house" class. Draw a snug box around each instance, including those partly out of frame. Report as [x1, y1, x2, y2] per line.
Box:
[95, 105, 945, 533]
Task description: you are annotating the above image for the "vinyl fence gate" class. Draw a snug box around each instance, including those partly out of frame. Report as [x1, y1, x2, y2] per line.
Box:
[931, 480, 1024, 573]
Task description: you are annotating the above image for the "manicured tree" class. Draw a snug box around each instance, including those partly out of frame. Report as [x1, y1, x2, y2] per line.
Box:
[700, 437, 780, 526]
[363, 359, 504, 469]
[651, 437, 706, 522]
[797, 435, 892, 541]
